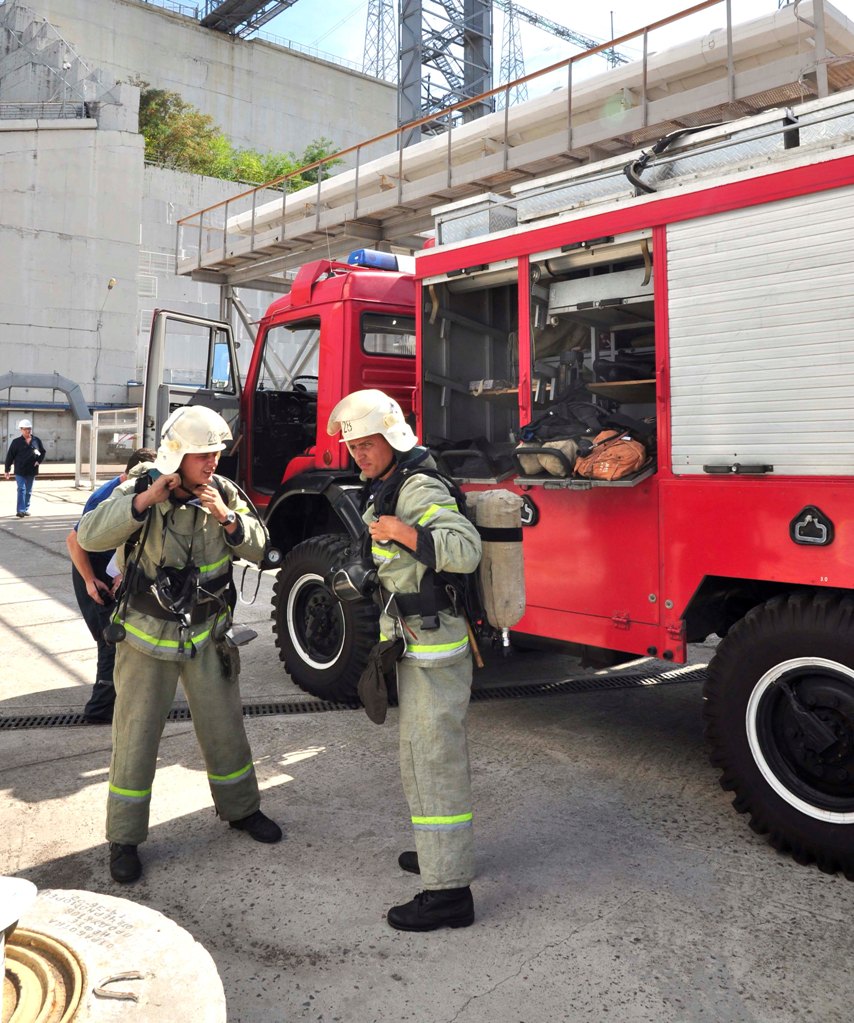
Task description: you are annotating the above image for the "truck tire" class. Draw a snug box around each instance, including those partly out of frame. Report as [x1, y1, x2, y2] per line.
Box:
[704, 592, 854, 879]
[272, 534, 378, 703]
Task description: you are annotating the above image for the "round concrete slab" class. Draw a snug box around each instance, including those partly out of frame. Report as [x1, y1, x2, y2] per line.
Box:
[16, 888, 225, 1022]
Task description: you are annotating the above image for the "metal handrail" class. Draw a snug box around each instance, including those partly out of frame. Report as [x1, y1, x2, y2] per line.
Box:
[176, 0, 830, 275]
[175, 0, 728, 232]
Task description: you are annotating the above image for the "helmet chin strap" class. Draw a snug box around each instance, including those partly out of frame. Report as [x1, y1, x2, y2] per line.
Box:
[175, 471, 195, 498]
[378, 454, 398, 480]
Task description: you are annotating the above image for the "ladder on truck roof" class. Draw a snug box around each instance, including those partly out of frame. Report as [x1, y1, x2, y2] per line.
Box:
[175, 0, 854, 292]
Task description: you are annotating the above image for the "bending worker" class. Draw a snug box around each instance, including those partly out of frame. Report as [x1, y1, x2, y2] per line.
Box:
[66, 446, 156, 724]
[327, 389, 482, 931]
[77, 405, 281, 884]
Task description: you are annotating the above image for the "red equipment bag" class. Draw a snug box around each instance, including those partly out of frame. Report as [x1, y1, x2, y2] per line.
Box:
[573, 429, 648, 481]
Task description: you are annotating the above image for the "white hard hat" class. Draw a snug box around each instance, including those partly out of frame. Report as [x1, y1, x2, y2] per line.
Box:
[17, 418, 32, 429]
[326, 389, 417, 452]
[153, 405, 232, 475]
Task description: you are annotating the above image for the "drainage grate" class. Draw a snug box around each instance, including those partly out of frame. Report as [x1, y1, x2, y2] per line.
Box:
[0, 700, 356, 730]
[0, 666, 706, 731]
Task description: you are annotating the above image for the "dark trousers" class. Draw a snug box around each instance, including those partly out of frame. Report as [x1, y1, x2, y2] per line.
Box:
[72, 569, 117, 720]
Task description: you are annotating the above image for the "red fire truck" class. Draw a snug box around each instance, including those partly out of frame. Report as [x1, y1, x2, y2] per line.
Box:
[147, 90, 854, 878]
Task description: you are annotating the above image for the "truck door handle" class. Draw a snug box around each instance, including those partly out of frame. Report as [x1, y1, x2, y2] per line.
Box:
[702, 463, 774, 475]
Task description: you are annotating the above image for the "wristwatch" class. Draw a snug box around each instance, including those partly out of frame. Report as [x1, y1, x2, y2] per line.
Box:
[222, 510, 237, 527]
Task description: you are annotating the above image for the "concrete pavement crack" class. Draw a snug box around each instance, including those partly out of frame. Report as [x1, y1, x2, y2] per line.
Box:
[446, 895, 640, 1022]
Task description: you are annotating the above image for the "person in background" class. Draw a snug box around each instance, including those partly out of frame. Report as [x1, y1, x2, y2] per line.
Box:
[4, 418, 45, 517]
[66, 447, 156, 724]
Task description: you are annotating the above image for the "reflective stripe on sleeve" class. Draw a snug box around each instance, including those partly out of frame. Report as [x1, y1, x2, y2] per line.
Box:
[417, 503, 457, 526]
[372, 545, 398, 561]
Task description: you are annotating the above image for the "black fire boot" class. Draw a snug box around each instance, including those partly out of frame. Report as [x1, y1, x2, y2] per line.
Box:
[387, 887, 474, 931]
[398, 850, 420, 874]
[109, 843, 142, 884]
[229, 809, 282, 844]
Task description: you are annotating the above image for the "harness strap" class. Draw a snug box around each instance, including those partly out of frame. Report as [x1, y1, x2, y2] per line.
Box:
[381, 586, 452, 622]
[128, 592, 222, 625]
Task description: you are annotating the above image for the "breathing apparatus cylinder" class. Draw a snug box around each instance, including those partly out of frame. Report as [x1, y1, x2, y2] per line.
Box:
[470, 490, 526, 650]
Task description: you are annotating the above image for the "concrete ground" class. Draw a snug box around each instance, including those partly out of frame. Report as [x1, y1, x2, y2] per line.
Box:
[1, 479, 852, 1023]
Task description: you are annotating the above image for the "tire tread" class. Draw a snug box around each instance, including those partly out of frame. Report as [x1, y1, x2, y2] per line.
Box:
[704, 591, 854, 879]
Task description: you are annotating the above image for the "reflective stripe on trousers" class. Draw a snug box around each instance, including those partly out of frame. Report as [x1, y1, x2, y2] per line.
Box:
[106, 636, 260, 845]
[398, 649, 474, 890]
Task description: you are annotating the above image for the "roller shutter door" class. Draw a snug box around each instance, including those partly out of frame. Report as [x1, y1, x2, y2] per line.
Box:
[668, 184, 854, 476]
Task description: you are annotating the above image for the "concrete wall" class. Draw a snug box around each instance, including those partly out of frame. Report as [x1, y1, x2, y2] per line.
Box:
[139, 164, 278, 376]
[0, 117, 144, 460]
[17, 0, 397, 157]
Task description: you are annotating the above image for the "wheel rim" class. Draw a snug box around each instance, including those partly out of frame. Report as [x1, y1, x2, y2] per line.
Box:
[286, 571, 345, 669]
[747, 657, 854, 823]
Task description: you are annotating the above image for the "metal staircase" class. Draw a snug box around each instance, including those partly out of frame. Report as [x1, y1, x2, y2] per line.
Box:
[0, 0, 122, 117]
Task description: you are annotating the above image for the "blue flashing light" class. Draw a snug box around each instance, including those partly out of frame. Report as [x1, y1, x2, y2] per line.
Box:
[347, 249, 399, 271]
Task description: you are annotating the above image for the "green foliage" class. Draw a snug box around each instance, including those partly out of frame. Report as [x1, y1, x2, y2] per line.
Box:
[132, 79, 340, 187]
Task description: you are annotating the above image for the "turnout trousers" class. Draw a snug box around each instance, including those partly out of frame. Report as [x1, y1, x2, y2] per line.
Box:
[397, 649, 474, 890]
[106, 638, 260, 845]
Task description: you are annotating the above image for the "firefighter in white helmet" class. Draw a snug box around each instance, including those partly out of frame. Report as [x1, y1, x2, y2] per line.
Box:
[327, 389, 482, 930]
[78, 404, 282, 884]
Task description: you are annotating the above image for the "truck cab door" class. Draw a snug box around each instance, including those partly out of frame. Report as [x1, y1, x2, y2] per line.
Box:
[145, 310, 242, 480]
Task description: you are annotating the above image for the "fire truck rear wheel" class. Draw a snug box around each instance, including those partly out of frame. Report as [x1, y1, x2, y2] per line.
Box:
[704, 592, 854, 880]
[272, 535, 378, 703]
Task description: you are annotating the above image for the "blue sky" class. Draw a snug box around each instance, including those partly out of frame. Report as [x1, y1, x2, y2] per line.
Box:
[259, 0, 853, 82]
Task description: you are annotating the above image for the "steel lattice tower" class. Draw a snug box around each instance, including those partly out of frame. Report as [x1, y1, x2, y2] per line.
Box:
[363, 0, 398, 80]
[497, 1, 527, 109]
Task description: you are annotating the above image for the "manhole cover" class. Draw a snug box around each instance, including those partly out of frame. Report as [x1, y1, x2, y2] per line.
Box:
[3, 928, 86, 1023]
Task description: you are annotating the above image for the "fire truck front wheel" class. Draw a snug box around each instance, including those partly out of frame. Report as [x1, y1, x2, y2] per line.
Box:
[272, 535, 378, 703]
[704, 592, 854, 880]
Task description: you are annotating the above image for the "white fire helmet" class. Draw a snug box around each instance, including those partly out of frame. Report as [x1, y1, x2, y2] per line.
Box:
[153, 405, 232, 475]
[17, 418, 32, 429]
[326, 389, 417, 452]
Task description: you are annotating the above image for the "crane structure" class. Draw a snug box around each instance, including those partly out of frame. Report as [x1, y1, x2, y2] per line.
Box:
[494, 0, 629, 70]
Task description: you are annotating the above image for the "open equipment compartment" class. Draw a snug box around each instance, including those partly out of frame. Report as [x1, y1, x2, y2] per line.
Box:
[420, 261, 520, 480]
[519, 230, 657, 487]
